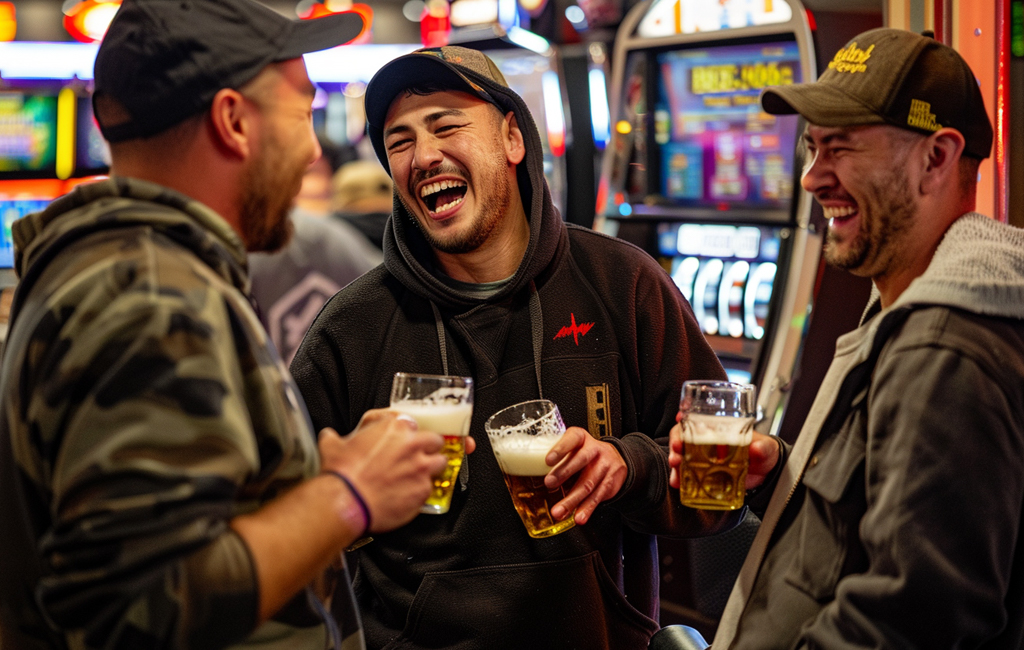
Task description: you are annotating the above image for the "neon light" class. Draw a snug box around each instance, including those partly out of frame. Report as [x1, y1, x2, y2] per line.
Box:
[507, 26, 551, 55]
[0, 41, 417, 84]
[302, 44, 420, 83]
[63, 0, 120, 44]
[56, 88, 76, 181]
[0, 2, 15, 42]
[588, 68, 610, 150]
[639, 0, 793, 38]
[541, 71, 565, 157]
[498, 0, 518, 28]
[299, 3, 372, 43]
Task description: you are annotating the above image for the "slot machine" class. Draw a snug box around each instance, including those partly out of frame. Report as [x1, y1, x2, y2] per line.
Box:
[0, 42, 112, 289]
[593, 0, 819, 634]
[596, 0, 819, 435]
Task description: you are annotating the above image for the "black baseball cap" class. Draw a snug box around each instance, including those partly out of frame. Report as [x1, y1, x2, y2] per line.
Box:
[363, 46, 514, 174]
[761, 28, 992, 159]
[93, 0, 364, 143]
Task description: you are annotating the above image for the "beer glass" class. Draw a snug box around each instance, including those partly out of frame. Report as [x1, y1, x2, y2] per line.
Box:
[390, 373, 474, 515]
[485, 399, 576, 538]
[678, 381, 757, 511]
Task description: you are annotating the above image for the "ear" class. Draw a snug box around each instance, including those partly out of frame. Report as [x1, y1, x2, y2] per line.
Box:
[502, 111, 526, 166]
[919, 127, 966, 196]
[208, 88, 259, 161]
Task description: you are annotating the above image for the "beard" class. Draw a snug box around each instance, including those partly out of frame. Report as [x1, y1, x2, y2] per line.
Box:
[823, 155, 915, 276]
[401, 137, 513, 255]
[238, 140, 305, 253]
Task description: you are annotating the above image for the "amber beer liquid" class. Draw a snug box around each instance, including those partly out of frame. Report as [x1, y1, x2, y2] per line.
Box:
[391, 398, 472, 515]
[492, 440, 576, 539]
[680, 412, 755, 510]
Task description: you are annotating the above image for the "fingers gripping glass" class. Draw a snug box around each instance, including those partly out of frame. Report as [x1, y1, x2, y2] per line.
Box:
[390, 373, 474, 515]
[678, 381, 757, 511]
[485, 399, 576, 538]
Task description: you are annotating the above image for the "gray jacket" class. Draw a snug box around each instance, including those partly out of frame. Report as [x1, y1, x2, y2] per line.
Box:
[732, 213, 1024, 649]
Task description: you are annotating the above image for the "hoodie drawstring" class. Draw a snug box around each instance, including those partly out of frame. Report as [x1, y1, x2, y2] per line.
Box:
[430, 301, 449, 376]
[528, 281, 544, 399]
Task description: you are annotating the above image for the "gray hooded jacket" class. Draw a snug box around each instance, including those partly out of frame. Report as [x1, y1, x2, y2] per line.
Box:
[730, 213, 1024, 649]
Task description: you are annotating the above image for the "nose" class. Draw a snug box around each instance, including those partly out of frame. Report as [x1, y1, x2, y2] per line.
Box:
[307, 132, 323, 169]
[412, 135, 444, 172]
[800, 147, 835, 195]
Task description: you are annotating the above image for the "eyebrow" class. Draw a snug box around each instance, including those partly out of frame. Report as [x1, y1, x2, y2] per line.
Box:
[384, 108, 468, 140]
[802, 130, 853, 148]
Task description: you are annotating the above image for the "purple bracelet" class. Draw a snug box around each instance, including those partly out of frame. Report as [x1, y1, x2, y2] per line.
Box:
[324, 471, 371, 537]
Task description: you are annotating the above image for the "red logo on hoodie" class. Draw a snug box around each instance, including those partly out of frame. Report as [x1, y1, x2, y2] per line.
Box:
[553, 313, 595, 346]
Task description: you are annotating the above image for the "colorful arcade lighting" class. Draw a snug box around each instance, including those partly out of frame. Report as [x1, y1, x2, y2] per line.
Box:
[0, 2, 15, 42]
[297, 1, 372, 42]
[540, 70, 565, 158]
[63, 0, 121, 43]
[588, 67, 610, 149]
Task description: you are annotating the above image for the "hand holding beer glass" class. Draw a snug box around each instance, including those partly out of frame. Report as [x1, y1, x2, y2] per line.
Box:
[390, 373, 473, 515]
[678, 381, 757, 510]
[485, 400, 576, 538]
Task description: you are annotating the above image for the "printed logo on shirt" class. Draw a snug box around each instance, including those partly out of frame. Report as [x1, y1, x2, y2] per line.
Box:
[553, 312, 595, 345]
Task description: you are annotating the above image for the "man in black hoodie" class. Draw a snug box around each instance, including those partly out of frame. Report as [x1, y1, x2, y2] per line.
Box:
[292, 47, 781, 650]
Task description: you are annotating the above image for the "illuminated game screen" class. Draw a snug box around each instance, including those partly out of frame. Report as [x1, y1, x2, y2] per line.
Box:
[0, 92, 58, 176]
[653, 41, 802, 211]
[0, 198, 49, 268]
[658, 222, 782, 342]
[76, 97, 111, 175]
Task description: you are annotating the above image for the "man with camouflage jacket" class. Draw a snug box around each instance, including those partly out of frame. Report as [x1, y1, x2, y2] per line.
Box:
[0, 2, 455, 649]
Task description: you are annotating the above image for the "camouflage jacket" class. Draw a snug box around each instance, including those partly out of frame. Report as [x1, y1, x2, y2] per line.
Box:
[0, 178, 357, 650]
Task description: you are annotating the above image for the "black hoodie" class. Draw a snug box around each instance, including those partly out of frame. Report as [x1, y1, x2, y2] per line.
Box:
[291, 64, 733, 650]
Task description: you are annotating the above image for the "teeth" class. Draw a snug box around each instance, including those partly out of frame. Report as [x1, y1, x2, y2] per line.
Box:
[431, 196, 464, 214]
[823, 205, 857, 219]
[420, 179, 466, 198]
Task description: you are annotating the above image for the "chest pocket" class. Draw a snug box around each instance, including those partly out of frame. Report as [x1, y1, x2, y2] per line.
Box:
[783, 391, 869, 603]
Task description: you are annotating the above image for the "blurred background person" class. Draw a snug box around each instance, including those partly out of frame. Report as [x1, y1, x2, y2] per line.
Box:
[332, 159, 393, 251]
[249, 136, 382, 364]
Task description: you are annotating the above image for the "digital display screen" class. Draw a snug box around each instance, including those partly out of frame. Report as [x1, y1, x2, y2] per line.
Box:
[0, 92, 58, 175]
[653, 41, 802, 210]
[659, 222, 782, 341]
[0, 198, 49, 268]
[75, 96, 110, 174]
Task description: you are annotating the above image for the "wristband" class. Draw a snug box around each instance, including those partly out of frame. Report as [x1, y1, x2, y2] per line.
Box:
[324, 471, 372, 537]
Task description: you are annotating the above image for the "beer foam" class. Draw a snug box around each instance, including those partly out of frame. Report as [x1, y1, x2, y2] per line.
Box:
[491, 436, 557, 476]
[393, 402, 472, 436]
[683, 413, 755, 446]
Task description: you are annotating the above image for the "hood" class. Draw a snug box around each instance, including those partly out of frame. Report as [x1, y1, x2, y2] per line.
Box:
[379, 70, 567, 311]
[13, 177, 251, 301]
[864, 213, 1024, 320]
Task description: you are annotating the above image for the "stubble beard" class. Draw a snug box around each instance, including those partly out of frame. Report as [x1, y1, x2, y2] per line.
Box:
[401, 141, 513, 255]
[823, 155, 916, 277]
[239, 139, 304, 254]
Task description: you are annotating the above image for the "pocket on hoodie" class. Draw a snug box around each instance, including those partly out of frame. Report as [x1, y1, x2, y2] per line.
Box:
[783, 411, 868, 603]
[384, 551, 659, 650]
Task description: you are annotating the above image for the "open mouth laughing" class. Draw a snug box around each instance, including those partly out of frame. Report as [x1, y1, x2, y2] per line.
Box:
[420, 179, 468, 216]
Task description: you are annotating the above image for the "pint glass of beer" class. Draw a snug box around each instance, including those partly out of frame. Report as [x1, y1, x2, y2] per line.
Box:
[678, 381, 757, 511]
[390, 373, 474, 515]
[485, 399, 576, 539]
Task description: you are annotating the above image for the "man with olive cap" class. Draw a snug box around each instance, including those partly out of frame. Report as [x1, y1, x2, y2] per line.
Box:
[670, 28, 1024, 649]
[0, 2, 453, 648]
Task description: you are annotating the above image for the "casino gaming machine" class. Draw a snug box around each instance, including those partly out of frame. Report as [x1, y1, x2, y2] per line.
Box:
[0, 42, 112, 288]
[594, 0, 819, 634]
[597, 0, 819, 435]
